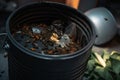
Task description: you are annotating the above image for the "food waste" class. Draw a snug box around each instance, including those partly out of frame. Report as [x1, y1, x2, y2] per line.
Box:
[12, 20, 81, 55]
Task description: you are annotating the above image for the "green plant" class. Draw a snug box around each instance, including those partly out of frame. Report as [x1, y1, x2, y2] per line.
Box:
[84, 50, 120, 80]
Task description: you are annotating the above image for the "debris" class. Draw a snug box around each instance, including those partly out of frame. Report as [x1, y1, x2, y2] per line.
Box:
[12, 20, 81, 55]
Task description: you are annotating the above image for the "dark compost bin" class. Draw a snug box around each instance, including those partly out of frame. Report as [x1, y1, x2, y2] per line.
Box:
[6, 2, 96, 80]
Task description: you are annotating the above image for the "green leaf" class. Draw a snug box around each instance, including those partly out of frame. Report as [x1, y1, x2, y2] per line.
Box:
[91, 52, 97, 59]
[87, 59, 95, 71]
[106, 60, 111, 68]
[110, 53, 120, 61]
[93, 73, 99, 80]
[91, 52, 102, 64]
[94, 66, 104, 78]
[94, 66, 113, 80]
[102, 50, 110, 62]
[85, 51, 120, 80]
[93, 52, 106, 67]
[110, 58, 120, 74]
[87, 71, 95, 79]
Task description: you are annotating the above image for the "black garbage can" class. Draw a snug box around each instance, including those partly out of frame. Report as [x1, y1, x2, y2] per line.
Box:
[6, 2, 96, 80]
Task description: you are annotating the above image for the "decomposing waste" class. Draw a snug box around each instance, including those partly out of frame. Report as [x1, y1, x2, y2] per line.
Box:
[12, 20, 83, 55]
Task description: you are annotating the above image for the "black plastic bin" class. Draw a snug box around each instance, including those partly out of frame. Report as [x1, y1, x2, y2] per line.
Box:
[6, 2, 96, 80]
